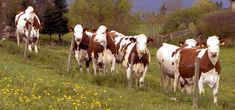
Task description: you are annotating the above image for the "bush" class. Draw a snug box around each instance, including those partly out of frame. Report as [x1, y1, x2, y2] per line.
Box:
[197, 10, 235, 39]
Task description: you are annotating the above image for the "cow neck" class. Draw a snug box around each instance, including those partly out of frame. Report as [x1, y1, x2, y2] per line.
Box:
[201, 50, 221, 74]
[128, 44, 149, 66]
[15, 11, 25, 26]
[172, 44, 188, 57]
[106, 34, 116, 54]
[116, 37, 124, 51]
[77, 32, 90, 50]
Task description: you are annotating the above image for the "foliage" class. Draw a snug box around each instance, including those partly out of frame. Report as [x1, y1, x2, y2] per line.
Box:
[67, 0, 140, 34]
[161, 0, 217, 34]
[197, 10, 235, 39]
[41, 0, 69, 38]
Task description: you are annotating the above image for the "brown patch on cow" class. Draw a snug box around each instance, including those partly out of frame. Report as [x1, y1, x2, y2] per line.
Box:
[108, 31, 118, 40]
[116, 37, 124, 52]
[172, 44, 188, 57]
[147, 37, 154, 44]
[106, 34, 117, 55]
[179, 49, 221, 79]
[25, 21, 31, 30]
[87, 35, 105, 59]
[33, 17, 40, 30]
[73, 32, 90, 51]
[29, 37, 38, 44]
[128, 44, 149, 67]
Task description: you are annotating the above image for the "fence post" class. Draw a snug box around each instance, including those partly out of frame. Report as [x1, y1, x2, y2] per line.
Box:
[24, 24, 31, 63]
[66, 37, 75, 73]
[193, 57, 200, 108]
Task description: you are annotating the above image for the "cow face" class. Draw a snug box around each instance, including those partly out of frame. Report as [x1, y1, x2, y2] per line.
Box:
[94, 25, 108, 48]
[206, 36, 220, 65]
[184, 39, 197, 48]
[25, 6, 35, 23]
[74, 25, 84, 45]
[131, 34, 151, 59]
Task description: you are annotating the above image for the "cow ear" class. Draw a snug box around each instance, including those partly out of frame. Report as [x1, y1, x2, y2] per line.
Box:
[129, 38, 136, 43]
[196, 42, 206, 48]
[92, 29, 97, 33]
[106, 28, 110, 33]
[83, 28, 88, 32]
[178, 41, 184, 46]
[68, 27, 74, 32]
[147, 37, 154, 44]
[220, 39, 225, 46]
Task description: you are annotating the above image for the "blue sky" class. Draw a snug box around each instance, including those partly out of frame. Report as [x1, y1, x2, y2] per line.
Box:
[67, 0, 230, 12]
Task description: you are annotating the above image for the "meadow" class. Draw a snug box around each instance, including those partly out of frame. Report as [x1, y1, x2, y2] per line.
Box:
[0, 34, 234, 110]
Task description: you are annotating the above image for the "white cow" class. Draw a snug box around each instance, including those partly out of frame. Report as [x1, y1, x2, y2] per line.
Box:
[156, 39, 198, 93]
[15, 6, 41, 53]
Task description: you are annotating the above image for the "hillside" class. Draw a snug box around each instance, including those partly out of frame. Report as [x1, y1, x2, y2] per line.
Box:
[0, 35, 234, 110]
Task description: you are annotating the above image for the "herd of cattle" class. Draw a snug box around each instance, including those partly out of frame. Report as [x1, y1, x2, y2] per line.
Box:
[14, 6, 225, 104]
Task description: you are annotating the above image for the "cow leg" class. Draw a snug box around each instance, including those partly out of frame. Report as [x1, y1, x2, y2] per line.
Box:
[185, 83, 192, 94]
[212, 75, 220, 104]
[160, 70, 167, 93]
[198, 76, 205, 95]
[34, 44, 39, 53]
[111, 55, 116, 73]
[127, 66, 132, 89]
[16, 30, 20, 45]
[75, 51, 83, 72]
[168, 77, 172, 91]
[92, 59, 98, 75]
[174, 73, 180, 92]
[139, 66, 147, 87]
[28, 44, 32, 52]
[86, 60, 90, 74]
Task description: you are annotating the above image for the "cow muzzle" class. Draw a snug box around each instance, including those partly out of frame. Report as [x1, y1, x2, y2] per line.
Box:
[210, 52, 217, 58]
[75, 38, 81, 42]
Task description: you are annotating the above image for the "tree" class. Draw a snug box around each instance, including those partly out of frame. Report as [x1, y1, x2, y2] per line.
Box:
[67, 0, 140, 34]
[41, 0, 69, 43]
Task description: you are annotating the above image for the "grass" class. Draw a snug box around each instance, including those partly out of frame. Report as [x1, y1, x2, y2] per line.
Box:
[0, 34, 234, 110]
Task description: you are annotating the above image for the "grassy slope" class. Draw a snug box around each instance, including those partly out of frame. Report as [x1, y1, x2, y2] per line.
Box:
[0, 35, 234, 110]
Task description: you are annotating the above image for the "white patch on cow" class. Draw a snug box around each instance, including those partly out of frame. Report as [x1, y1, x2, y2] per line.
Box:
[94, 25, 107, 48]
[85, 31, 93, 38]
[197, 49, 207, 59]
[133, 63, 145, 75]
[207, 36, 220, 65]
[185, 39, 197, 48]
[122, 43, 136, 68]
[74, 24, 83, 45]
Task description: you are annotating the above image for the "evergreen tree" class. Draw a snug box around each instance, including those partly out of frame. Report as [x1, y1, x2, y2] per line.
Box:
[42, 0, 68, 43]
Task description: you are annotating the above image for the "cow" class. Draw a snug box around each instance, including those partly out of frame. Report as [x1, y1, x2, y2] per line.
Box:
[72, 24, 91, 73]
[121, 34, 153, 88]
[173, 36, 224, 104]
[15, 6, 41, 53]
[156, 39, 198, 93]
[87, 25, 116, 75]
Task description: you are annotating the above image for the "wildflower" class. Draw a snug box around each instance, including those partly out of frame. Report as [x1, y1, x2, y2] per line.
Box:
[95, 101, 102, 107]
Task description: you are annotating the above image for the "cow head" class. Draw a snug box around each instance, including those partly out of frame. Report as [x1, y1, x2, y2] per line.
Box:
[25, 6, 35, 23]
[178, 39, 197, 48]
[94, 25, 108, 48]
[131, 34, 153, 59]
[206, 36, 224, 65]
[74, 24, 87, 45]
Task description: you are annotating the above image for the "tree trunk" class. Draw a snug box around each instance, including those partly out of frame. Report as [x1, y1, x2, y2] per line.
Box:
[58, 33, 62, 43]
[49, 34, 52, 42]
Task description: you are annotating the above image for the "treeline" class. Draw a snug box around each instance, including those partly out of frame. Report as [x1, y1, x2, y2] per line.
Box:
[67, 0, 140, 34]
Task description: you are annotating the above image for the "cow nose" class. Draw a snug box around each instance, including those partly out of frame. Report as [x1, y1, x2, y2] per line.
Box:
[211, 52, 217, 58]
[139, 50, 145, 54]
[76, 38, 81, 42]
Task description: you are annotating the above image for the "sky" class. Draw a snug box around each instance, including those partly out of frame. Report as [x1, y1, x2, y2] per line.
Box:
[66, 0, 231, 12]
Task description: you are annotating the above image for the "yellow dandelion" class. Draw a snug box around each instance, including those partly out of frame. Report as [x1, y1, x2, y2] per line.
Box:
[19, 96, 23, 102]
[94, 92, 98, 96]
[95, 101, 102, 107]
[25, 99, 30, 103]
[107, 98, 112, 101]
[103, 90, 107, 93]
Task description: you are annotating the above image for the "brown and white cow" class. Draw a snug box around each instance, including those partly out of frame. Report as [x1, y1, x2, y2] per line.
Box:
[15, 6, 41, 53]
[121, 34, 153, 88]
[73, 24, 91, 73]
[87, 25, 116, 75]
[173, 36, 224, 104]
[156, 39, 198, 93]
